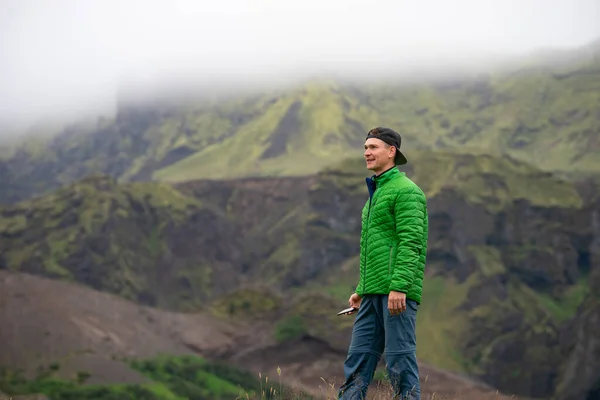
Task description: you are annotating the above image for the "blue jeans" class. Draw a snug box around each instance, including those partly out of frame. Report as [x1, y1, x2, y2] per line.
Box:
[338, 294, 420, 400]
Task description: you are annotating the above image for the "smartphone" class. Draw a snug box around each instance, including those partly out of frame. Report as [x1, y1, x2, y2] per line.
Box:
[337, 307, 358, 316]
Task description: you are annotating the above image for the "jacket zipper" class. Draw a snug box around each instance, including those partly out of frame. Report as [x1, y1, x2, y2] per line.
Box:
[362, 195, 373, 294]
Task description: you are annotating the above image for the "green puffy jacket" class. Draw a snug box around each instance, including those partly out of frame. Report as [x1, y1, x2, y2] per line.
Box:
[356, 167, 428, 303]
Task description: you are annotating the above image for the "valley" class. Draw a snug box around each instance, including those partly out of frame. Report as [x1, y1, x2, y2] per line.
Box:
[1, 147, 599, 399]
[0, 39, 599, 400]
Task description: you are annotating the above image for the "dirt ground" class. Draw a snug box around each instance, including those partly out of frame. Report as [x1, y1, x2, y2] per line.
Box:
[0, 270, 519, 399]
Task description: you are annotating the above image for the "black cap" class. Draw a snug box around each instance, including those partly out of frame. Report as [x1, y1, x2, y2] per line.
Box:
[365, 127, 408, 165]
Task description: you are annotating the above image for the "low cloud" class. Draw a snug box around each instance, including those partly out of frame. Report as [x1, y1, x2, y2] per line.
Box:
[1, 0, 599, 131]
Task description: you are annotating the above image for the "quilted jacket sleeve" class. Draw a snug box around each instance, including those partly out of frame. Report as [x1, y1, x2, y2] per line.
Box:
[389, 187, 427, 294]
[355, 277, 363, 296]
[355, 236, 365, 296]
[355, 201, 368, 296]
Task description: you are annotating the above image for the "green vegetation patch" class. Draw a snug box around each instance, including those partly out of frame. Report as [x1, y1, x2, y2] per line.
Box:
[274, 315, 308, 343]
[211, 288, 282, 319]
[0, 354, 307, 400]
[0, 366, 179, 400]
[468, 245, 506, 277]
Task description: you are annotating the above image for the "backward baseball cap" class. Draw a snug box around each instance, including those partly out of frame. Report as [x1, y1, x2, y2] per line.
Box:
[365, 127, 408, 165]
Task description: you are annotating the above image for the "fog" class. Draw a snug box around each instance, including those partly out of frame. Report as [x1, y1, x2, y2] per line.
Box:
[1, 0, 599, 132]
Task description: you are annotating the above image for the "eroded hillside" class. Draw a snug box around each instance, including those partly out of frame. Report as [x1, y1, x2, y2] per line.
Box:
[0, 270, 523, 400]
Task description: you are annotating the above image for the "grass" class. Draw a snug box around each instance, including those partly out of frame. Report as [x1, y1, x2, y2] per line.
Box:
[1, 355, 295, 400]
[0, 367, 179, 399]
[130, 354, 259, 399]
[0, 361, 521, 400]
[0, 356, 335, 400]
[233, 367, 517, 400]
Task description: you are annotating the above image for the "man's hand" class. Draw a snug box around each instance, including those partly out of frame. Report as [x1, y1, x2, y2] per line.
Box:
[348, 293, 362, 309]
[388, 291, 406, 316]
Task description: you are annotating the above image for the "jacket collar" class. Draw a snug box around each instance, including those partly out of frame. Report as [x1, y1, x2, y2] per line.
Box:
[365, 167, 403, 197]
[372, 166, 402, 186]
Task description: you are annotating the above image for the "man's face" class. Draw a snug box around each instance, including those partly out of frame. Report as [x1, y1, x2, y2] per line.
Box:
[364, 138, 395, 172]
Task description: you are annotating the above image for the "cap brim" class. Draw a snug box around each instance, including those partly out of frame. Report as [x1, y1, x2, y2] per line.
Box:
[395, 151, 408, 165]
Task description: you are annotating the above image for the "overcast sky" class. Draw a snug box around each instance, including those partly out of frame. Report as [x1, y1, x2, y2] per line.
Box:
[1, 0, 599, 130]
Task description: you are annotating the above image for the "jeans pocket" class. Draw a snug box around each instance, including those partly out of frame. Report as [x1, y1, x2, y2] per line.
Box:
[407, 299, 418, 313]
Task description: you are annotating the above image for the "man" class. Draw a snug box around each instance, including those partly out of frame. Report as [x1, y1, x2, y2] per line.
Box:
[338, 127, 428, 400]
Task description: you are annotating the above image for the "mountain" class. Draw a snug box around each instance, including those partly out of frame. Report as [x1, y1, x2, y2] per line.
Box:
[1, 148, 598, 399]
[1, 39, 599, 400]
[1, 40, 599, 204]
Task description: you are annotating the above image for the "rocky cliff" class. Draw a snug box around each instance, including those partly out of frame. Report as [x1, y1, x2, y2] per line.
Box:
[554, 206, 600, 400]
